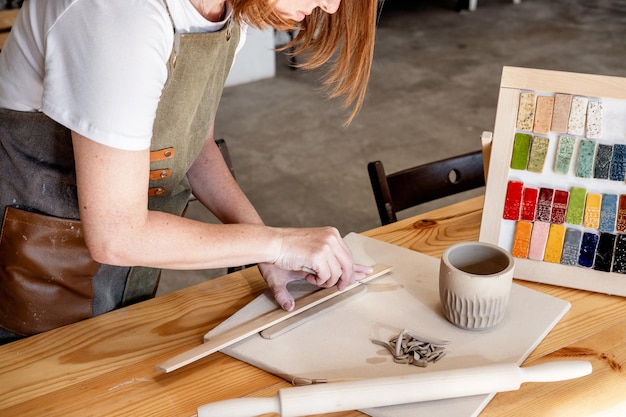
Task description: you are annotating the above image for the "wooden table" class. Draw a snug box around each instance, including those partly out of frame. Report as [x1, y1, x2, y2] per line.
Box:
[1, 195, 625, 416]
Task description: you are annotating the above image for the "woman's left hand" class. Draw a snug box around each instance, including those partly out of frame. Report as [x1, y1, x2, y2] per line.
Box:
[257, 262, 372, 312]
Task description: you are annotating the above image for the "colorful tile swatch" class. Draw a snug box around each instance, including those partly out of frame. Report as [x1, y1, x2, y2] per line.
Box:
[567, 96, 589, 136]
[583, 193, 602, 229]
[560, 228, 582, 266]
[551, 93, 573, 133]
[593, 144, 613, 179]
[520, 187, 539, 221]
[511, 133, 532, 170]
[550, 190, 569, 224]
[617, 194, 626, 232]
[512, 221, 533, 258]
[612, 234, 626, 273]
[516, 92, 536, 131]
[586, 101, 603, 139]
[594, 233, 616, 272]
[575, 140, 596, 178]
[600, 194, 618, 233]
[503, 180, 524, 220]
[566, 187, 586, 225]
[536, 188, 554, 222]
[527, 136, 549, 173]
[544, 224, 566, 263]
[528, 221, 550, 261]
[554, 135, 575, 174]
[610, 144, 626, 181]
[578, 232, 599, 268]
[533, 96, 554, 134]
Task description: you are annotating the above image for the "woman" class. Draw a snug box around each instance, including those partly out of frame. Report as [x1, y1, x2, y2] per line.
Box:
[0, 0, 378, 343]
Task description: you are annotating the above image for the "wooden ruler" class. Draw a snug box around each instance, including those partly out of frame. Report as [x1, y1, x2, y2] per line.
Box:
[156, 264, 392, 373]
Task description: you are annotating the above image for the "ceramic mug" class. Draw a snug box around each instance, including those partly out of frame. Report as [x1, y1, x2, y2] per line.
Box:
[439, 241, 514, 330]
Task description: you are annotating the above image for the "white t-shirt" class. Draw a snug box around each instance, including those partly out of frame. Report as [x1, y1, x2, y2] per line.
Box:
[0, 0, 246, 150]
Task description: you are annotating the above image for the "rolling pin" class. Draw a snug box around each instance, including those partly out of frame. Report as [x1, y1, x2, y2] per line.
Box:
[197, 361, 591, 417]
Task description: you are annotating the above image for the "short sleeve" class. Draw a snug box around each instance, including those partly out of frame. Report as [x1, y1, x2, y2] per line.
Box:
[42, 1, 173, 150]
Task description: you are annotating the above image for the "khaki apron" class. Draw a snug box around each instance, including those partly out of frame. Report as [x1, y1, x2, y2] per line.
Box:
[0, 3, 239, 339]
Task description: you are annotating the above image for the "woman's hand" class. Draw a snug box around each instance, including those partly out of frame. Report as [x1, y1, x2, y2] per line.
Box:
[258, 263, 373, 311]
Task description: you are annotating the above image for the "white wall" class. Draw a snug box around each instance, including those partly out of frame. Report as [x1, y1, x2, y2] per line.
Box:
[225, 26, 275, 87]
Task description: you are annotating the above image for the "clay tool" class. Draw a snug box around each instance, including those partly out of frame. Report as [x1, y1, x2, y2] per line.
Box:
[197, 361, 592, 417]
[260, 285, 368, 339]
[156, 264, 392, 373]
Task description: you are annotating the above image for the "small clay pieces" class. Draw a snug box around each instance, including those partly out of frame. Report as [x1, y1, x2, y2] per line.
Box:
[372, 329, 449, 368]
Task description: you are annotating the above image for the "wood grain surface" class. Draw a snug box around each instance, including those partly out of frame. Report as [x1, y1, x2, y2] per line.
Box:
[0, 195, 625, 416]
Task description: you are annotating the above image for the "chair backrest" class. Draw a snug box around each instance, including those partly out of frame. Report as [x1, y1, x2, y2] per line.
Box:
[368, 150, 485, 225]
[215, 138, 236, 179]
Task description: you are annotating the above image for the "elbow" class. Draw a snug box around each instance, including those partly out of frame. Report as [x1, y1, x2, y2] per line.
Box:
[83, 231, 135, 266]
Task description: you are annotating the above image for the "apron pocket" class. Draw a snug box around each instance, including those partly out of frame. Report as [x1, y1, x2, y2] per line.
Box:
[0, 206, 99, 336]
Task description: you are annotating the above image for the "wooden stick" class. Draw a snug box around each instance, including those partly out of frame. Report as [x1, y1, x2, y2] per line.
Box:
[156, 264, 391, 373]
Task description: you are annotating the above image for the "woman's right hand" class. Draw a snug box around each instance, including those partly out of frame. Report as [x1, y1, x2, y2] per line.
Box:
[270, 226, 369, 290]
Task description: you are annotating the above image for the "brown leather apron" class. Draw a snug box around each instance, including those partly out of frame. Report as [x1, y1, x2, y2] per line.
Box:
[0, 3, 239, 339]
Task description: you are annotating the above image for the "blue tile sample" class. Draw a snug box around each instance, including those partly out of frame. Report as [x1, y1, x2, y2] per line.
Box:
[578, 232, 599, 268]
[593, 144, 613, 179]
[600, 194, 618, 232]
[610, 143, 626, 181]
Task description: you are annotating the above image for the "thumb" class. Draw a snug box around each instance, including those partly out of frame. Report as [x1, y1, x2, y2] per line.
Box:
[271, 285, 295, 312]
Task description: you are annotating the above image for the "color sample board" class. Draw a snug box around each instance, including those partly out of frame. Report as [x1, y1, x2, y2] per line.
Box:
[480, 67, 626, 296]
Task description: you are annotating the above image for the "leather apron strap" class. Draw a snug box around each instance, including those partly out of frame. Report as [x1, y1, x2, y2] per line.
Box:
[0, 3, 240, 335]
[123, 11, 240, 305]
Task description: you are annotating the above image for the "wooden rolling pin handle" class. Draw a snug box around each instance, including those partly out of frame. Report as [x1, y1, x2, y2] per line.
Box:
[197, 361, 592, 417]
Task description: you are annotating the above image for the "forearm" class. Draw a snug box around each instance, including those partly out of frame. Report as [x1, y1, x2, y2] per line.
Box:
[89, 209, 281, 269]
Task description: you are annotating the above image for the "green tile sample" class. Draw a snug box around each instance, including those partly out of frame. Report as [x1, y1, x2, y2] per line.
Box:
[511, 133, 532, 170]
[554, 135, 575, 174]
[575, 139, 596, 178]
[565, 186, 586, 225]
[527, 136, 549, 173]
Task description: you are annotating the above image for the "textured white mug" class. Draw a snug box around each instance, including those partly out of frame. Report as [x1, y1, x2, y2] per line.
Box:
[439, 242, 514, 330]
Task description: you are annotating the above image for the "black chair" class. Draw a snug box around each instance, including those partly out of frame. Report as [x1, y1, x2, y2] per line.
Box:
[367, 150, 485, 225]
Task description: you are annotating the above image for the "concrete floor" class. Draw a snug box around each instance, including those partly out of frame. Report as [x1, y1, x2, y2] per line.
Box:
[157, 0, 626, 295]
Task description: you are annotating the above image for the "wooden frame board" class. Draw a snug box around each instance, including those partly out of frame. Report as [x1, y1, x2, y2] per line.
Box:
[480, 67, 626, 296]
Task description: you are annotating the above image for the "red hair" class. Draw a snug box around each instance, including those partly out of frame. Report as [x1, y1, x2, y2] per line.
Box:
[231, 0, 379, 125]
